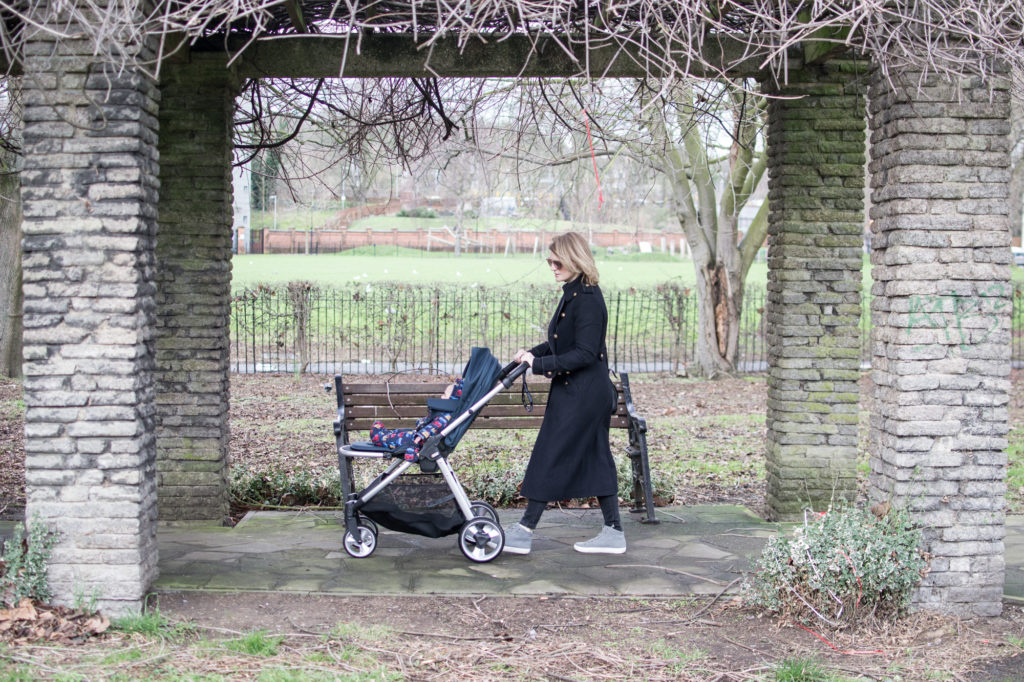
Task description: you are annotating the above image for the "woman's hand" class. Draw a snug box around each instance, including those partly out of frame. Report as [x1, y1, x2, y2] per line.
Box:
[514, 348, 534, 367]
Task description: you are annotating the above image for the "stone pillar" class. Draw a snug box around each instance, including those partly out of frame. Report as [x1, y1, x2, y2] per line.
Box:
[155, 57, 238, 521]
[20, 29, 160, 612]
[763, 61, 867, 520]
[867, 70, 1012, 617]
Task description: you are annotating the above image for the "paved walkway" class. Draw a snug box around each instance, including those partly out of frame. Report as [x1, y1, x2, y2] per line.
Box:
[5, 507, 1024, 600]
[154, 506, 771, 597]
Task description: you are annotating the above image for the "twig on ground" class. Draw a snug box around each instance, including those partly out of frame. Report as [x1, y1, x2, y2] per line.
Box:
[395, 629, 510, 641]
[605, 563, 730, 586]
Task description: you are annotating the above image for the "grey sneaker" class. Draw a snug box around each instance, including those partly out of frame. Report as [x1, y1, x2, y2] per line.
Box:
[573, 526, 627, 554]
[502, 523, 533, 555]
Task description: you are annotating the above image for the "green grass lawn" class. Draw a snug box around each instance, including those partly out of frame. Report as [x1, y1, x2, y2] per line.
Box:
[231, 247, 1024, 294]
[231, 249, 768, 290]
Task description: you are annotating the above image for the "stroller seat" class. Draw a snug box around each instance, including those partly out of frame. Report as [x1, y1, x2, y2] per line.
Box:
[346, 441, 403, 454]
[343, 440, 428, 462]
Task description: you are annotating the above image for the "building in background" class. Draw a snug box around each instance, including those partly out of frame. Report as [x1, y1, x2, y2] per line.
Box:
[232, 165, 252, 253]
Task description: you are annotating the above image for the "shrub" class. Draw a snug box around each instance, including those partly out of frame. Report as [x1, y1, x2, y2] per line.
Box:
[0, 517, 59, 607]
[230, 452, 668, 512]
[396, 207, 438, 219]
[742, 504, 927, 625]
[230, 465, 344, 508]
[457, 458, 527, 507]
[614, 453, 674, 505]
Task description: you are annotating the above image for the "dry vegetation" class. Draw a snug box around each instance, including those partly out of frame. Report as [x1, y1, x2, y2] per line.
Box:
[3, 592, 1024, 680]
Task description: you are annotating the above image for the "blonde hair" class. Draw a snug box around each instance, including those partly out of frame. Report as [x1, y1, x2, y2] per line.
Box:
[550, 232, 599, 286]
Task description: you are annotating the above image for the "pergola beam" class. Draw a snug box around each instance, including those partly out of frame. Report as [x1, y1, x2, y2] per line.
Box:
[230, 33, 785, 80]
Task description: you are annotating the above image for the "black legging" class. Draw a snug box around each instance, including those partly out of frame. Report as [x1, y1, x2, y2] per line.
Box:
[519, 495, 622, 531]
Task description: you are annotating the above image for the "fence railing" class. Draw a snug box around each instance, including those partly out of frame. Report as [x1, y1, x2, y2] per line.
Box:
[230, 282, 1024, 374]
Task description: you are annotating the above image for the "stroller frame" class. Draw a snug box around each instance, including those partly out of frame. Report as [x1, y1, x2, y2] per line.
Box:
[334, 358, 529, 563]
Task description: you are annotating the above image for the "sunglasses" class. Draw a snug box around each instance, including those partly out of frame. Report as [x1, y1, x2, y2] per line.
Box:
[545, 258, 563, 270]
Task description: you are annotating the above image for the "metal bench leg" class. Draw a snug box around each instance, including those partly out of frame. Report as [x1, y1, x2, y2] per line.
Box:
[628, 417, 658, 524]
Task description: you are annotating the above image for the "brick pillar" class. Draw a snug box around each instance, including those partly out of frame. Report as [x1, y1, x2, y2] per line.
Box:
[868, 70, 1012, 617]
[762, 61, 868, 520]
[155, 57, 238, 521]
[20, 27, 160, 612]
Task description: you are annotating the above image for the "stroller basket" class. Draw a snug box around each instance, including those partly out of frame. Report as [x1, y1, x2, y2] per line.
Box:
[360, 473, 463, 539]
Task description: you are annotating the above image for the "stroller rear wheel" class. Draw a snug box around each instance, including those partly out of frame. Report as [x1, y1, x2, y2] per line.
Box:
[343, 524, 377, 558]
[469, 501, 498, 522]
[356, 515, 379, 537]
[458, 517, 504, 563]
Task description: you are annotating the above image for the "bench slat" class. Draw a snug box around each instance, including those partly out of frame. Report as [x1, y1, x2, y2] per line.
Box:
[344, 392, 554, 407]
[342, 384, 449, 394]
[343, 389, 621, 405]
[345, 404, 554, 419]
[344, 415, 630, 431]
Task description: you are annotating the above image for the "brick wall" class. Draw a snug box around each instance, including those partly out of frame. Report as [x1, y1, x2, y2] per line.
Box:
[260, 226, 689, 254]
[155, 57, 238, 521]
[867, 69, 1013, 617]
[20, 17, 161, 613]
[763, 60, 868, 519]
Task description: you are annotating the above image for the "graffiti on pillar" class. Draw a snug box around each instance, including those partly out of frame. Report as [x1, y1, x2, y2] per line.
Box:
[905, 285, 1010, 351]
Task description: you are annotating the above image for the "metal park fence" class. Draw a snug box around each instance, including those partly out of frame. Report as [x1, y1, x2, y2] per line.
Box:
[230, 282, 1023, 375]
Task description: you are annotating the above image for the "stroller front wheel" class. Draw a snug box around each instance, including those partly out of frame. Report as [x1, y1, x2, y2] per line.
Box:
[343, 524, 377, 558]
[459, 517, 504, 563]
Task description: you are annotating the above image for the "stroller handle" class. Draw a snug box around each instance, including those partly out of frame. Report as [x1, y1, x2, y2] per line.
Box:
[498, 360, 530, 387]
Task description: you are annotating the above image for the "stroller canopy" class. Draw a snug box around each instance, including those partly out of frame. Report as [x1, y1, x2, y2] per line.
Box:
[435, 346, 501, 451]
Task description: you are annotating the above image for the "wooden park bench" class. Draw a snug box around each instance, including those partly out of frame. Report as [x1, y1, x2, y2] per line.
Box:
[331, 371, 657, 524]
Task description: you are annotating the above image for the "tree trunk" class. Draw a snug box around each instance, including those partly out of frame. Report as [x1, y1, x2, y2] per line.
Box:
[692, 260, 745, 378]
[0, 144, 21, 378]
[1011, 161, 1024, 245]
[1011, 91, 1024, 244]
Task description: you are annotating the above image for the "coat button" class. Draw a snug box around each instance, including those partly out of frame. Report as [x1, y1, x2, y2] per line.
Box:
[553, 333, 558, 339]
[560, 313, 566, 318]
[563, 381, 568, 386]
[573, 292, 577, 296]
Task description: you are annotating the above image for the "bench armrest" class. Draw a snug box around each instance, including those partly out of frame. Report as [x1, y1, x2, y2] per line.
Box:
[619, 373, 657, 524]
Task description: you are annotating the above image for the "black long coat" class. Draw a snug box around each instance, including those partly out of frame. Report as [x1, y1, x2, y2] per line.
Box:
[520, 276, 618, 501]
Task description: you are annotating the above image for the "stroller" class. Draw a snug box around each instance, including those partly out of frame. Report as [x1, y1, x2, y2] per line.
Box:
[332, 348, 529, 563]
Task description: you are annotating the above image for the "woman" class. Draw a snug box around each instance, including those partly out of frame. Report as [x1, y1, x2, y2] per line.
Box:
[503, 232, 624, 555]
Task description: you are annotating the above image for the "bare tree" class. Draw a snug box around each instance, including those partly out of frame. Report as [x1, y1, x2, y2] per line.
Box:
[1011, 69, 1024, 245]
[444, 77, 766, 377]
[0, 79, 19, 379]
[640, 81, 767, 377]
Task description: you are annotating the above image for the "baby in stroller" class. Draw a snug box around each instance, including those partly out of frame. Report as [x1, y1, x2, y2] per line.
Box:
[369, 378, 464, 461]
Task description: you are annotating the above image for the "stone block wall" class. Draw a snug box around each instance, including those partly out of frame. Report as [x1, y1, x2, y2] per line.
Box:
[20, 27, 161, 612]
[762, 61, 867, 520]
[867, 69, 1013, 617]
[155, 57, 238, 521]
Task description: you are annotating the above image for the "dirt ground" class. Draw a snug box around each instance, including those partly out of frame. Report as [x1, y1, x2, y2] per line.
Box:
[147, 592, 1024, 681]
[3, 371, 1024, 679]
